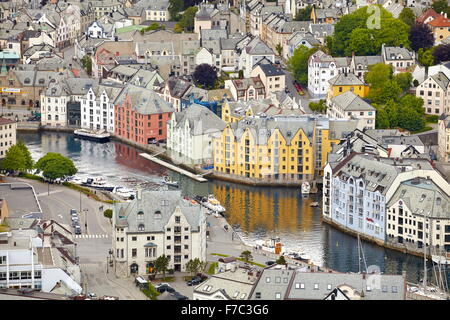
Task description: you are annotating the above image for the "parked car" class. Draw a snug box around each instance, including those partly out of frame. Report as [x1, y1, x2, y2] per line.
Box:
[265, 260, 276, 266]
[70, 209, 77, 215]
[74, 225, 81, 235]
[186, 276, 202, 286]
[155, 284, 175, 293]
[172, 292, 188, 300]
[71, 215, 79, 222]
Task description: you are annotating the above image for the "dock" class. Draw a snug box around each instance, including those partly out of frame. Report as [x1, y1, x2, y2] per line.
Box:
[139, 153, 208, 182]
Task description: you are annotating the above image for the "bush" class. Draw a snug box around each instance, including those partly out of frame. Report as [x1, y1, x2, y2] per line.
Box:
[141, 283, 160, 300]
[207, 262, 218, 275]
[103, 209, 113, 219]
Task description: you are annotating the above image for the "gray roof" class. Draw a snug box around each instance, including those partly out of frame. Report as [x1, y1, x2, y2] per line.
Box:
[255, 63, 285, 77]
[430, 72, 450, 90]
[328, 72, 365, 86]
[114, 190, 203, 232]
[201, 29, 228, 41]
[64, 78, 98, 96]
[114, 84, 173, 114]
[387, 178, 450, 219]
[383, 46, 414, 61]
[330, 91, 375, 111]
[245, 37, 274, 55]
[173, 104, 226, 135]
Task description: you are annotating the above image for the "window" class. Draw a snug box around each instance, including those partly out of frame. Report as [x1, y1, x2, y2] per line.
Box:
[132, 249, 137, 258]
[366, 286, 371, 292]
[382, 286, 388, 292]
[175, 216, 181, 223]
[34, 271, 42, 279]
[275, 277, 281, 283]
[266, 277, 270, 283]
[327, 284, 332, 290]
[314, 283, 319, 290]
[275, 292, 281, 299]
[255, 292, 261, 299]
[0, 256, 6, 265]
[392, 286, 398, 293]
[132, 236, 137, 241]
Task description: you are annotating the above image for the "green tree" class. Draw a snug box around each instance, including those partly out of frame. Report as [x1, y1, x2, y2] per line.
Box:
[418, 47, 435, 67]
[365, 63, 393, 90]
[397, 107, 425, 132]
[240, 250, 253, 262]
[81, 55, 92, 76]
[348, 28, 376, 56]
[276, 255, 287, 265]
[393, 72, 413, 92]
[173, 23, 183, 33]
[186, 258, 199, 276]
[295, 6, 312, 21]
[154, 255, 170, 278]
[399, 7, 416, 26]
[1, 145, 26, 173]
[432, 0, 450, 16]
[384, 100, 399, 128]
[35, 152, 77, 181]
[375, 106, 390, 129]
[178, 6, 198, 32]
[15, 140, 34, 171]
[399, 94, 424, 115]
[370, 80, 402, 105]
[287, 45, 318, 85]
[309, 99, 327, 113]
[275, 43, 283, 56]
[103, 209, 113, 219]
[168, 0, 184, 20]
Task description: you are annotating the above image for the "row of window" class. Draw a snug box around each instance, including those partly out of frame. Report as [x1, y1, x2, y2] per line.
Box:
[0, 271, 42, 280]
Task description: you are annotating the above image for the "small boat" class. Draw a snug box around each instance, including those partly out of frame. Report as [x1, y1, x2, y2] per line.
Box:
[255, 237, 285, 255]
[285, 250, 311, 263]
[113, 186, 136, 200]
[82, 177, 115, 192]
[301, 181, 311, 195]
[310, 202, 319, 207]
[195, 194, 226, 214]
[74, 129, 111, 143]
[162, 176, 179, 188]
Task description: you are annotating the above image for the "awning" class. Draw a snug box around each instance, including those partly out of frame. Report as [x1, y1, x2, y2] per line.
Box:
[144, 242, 157, 247]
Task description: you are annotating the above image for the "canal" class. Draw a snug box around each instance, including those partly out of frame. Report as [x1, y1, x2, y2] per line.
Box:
[19, 131, 448, 285]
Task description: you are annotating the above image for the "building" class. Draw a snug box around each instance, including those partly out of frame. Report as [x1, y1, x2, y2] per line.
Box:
[112, 190, 207, 277]
[438, 114, 450, 162]
[250, 63, 285, 97]
[428, 14, 450, 44]
[250, 268, 406, 300]
[326, 91, 376, 129]
[80, 82, 123, 132]
[213, 115, 363, 183]
[416, 72, 450, 115]
[40, 81, 69, 127]
[327, 72, 369, 99]
[86, 21, 114, 39]
[193, 266, 259, 300]
[114, 84, 174, 144]
[0, 118, 16, 158]
[381, 44, 415, 74]
[238, 37, 275, 78]
[0, 183, 41, 219]
[166, 104, 226, 164]
[386, 178, 450, 251]
[224, 77, 266, 101]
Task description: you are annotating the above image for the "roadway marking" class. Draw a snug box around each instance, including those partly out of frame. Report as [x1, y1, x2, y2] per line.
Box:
[74, 234, 109, 239]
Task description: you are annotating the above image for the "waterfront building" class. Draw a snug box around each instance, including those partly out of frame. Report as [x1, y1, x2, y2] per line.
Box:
[0, 118, 16, 158]
[386, 178, 450, 251]
[438, 113, 450, 162]
[193, 266, 258, 300]
[80, 82, 123, 132]
[112, 190, 207, 277]
[250, 268, 406, 300]
[114, 84, 174, 144]
[213, 115, 363, 183]
[166, 104, 226, 164]
[40, 81, 69, 127]
[326, 91, 376, 129]
[323, 153, 450, 244]
[415, 72, 450, 116]
[327, 72, 369, 100]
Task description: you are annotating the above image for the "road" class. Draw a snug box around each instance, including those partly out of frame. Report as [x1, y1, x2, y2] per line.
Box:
[6, 177, 146, 300]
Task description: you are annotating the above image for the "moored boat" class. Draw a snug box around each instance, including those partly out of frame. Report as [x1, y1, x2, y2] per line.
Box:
[162, 176, 179, 188]
[301, 181, 311, 195]
[113, 186, 136, 200]
[82, 177, 115, 192]
[195, 194, 226, 214]
[74, 129, 111, 143]
[255, 237, 285, 255]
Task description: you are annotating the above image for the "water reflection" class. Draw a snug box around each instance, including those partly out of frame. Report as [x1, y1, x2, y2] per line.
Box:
[18, 132, 448, 285]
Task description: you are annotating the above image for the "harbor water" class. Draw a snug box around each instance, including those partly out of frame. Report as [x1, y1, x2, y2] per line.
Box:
[19, 131, 449, 286]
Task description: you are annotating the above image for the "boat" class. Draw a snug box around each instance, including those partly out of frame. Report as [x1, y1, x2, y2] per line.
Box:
[82, 177, 115, 192]
[195, 194, 226, 214]
[310, 201, 319, 207]
[301, 181, 311, 194]
[68, 176, 85, 185]
[74, 129, 111, 143]
[286, 250, 311, 263]
[162, 176, 179, 188]
[255, 237, 285, 255]
[113, 186, 136, 200]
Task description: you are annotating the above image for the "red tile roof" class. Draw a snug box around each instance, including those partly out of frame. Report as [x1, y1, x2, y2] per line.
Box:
[428, 15, 450, 27]
[417, 8, 441, 24]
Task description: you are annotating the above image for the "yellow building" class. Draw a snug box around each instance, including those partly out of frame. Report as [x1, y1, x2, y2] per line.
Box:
[327, 72, 369, 100]
[428, 15, 450, 43]
[213, 115, 362, 183]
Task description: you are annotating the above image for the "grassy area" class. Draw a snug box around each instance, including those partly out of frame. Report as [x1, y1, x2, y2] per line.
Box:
[211, 253, 266, 268]
[411, 126, 433, 134]
[207, 262, 218, 275]
[141, 283, 160, 300]
[425, 115, 439, 123]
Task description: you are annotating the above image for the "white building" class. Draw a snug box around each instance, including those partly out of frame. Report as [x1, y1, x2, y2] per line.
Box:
[40, 81, 69, 127]
[416, 72, 450, 115]
[326, 91, 376, 130]
[0, 118, 16, 158]
[80, 82, 123, 132]
[167, 104, 226, 164]
[86, 21, 114, 39]
[238, 37, 275, 78]
[112, 190, 207, 277]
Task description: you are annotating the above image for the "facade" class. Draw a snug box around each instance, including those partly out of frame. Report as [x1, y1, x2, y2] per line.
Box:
[415, 72, 450, 115]
[326, 91, 376, 130]
[114, 84, 174, 144]
[213, 115, 362, 183]
[327, 72, 369, 99]
[166, 104, 226, 164]
[112, 190, 207, 277]
[0, 118, 16, 158]
[428, 14, 450, 44]
[40, 81, 69, 127]
[438, 114, 450, 162]
[224, 77, 266, 101]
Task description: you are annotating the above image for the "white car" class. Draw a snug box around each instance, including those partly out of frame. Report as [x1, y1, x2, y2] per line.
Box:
[71, 215, 79, 221]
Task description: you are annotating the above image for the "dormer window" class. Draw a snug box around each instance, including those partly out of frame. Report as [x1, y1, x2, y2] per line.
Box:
[138, 223, 145, 231]
[137, 210, 144, 220]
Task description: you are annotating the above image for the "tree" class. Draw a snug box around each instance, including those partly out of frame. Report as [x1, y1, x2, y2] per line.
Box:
[178, 6, 198, 32]
[81, 55, 92, 76]
[173, 23, 183, 33]
[384, 100, 399, 128]
[276, 255, 287, 265]
[331, 6, 410, 56]
[399, 8, 416, 26]
[364, 63, 393, 90]
[154, 255, 170, 278]
[35, 153, 77, 181]
[433, 44, 450, 64]
[397, 107, 425, 132]
[348, 28, 376, 56]
[399, 94, 424, 115]
[1, 145, 26, 173]
[409, 23, 434, 52]
[393, 72, 413, 92]
[295, 6, 312, 21]
[103, 209, 113, 219]
[15, 140, 34, 171]
[287, 45, 318, 85]
[275, 43, 283, 56]
[168, 0, 184, 21]
[240, 250, 253, 262]
[432, 0, 450, 16]
[309, 99, 327, 113]
[370, 80, 402, 105]
[375, 106, 390, 129]
[186, 258, 200, 276]
[193, 64, 217, 89]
